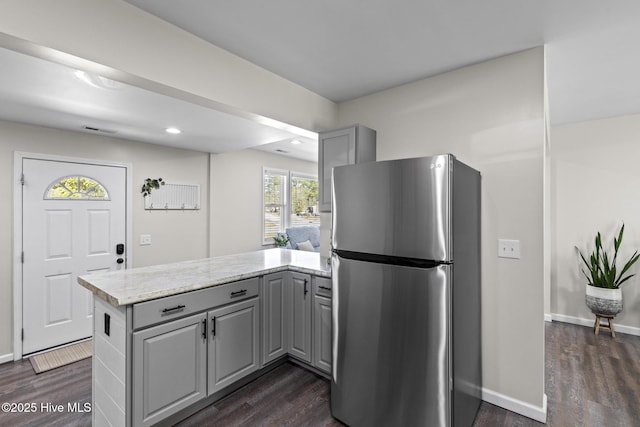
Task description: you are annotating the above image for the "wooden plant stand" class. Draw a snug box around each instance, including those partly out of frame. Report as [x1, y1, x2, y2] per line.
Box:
[593, 314, 615, 337]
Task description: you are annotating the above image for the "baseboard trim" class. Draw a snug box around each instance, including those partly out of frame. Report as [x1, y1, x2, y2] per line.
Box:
[544, 313, 553, 322]
[551, 313, 640, 336]
[482, 388, 547, 423]
[0, 353, 14, 365]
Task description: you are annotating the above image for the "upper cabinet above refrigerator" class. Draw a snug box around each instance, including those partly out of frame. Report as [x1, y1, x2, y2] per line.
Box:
[318, 124, 376, 212]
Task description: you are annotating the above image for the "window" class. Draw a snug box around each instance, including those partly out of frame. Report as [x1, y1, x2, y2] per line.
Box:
[263, 168, 287, 243]
[289, 172, 320, 227]
[45, 175, 110, 200]
[263, 168, 319, 244]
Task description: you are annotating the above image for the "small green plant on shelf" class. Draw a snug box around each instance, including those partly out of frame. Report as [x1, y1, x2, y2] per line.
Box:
[273, 233, 289, 247]
[141, 178, 165, 197]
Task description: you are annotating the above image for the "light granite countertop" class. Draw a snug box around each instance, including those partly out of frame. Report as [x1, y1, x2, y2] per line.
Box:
[78, 248, 331, 307]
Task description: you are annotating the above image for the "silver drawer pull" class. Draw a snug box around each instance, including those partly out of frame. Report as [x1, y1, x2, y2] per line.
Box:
[161, 304, 186, 313]
[319, 286, 332, 292]
[230, 289, 247, 298]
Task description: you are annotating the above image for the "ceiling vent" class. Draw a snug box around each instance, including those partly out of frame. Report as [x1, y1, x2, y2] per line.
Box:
[82, 125, 117, 134]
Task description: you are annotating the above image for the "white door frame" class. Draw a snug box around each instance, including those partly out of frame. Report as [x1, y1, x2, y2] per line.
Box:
[13, 151, 133, 360]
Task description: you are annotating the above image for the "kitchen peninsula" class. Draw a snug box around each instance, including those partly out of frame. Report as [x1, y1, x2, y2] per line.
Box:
[78, 248, 332, 427]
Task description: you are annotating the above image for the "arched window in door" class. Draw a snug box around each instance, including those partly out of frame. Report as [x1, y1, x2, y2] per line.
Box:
[44, 175, 110, 200]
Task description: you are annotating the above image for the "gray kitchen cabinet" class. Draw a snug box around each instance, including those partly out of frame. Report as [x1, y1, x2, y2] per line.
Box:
[262, 272, 313, 365]
[133, 312, 207, 427]
[318, 124, 376, 212]
[89, 260, 330, 427]
[262, 272, 288, 364]
[288, 272, 312, 363]
[313, 276, 332, 374]
[313, 296, 332, 374]
[208, 297, 260, 395]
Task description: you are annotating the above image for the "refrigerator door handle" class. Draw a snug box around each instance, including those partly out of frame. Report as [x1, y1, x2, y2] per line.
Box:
[331, 253, 339, 384]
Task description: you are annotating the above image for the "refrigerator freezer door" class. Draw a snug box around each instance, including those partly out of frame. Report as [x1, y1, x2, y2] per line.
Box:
[332, 155, 452, 261]
[331, 254, 451, 427]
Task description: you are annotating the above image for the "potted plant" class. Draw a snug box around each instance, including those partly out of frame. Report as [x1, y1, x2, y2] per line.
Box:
[273, 233, 289, 248]
[577, 223, 640, 317]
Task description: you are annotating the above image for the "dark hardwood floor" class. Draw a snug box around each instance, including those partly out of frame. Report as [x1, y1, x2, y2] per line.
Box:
[544, 320, 640, 427]
[1, 321, 639, 426]
[0, 354, 91, 426]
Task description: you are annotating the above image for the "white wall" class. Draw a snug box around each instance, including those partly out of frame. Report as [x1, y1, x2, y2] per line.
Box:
[335, 48, 546, 418]
[210, 149, 317, 256]
[551, 114, 640, 333]
[0, 120, 210, 357]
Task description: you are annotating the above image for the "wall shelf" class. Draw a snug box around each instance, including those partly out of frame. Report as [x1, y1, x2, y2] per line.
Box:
[144, 183, 200, 210]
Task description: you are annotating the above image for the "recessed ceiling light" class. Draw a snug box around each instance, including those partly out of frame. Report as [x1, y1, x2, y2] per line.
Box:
[290, 139, 302, 145]
[165, 127, 181, 134]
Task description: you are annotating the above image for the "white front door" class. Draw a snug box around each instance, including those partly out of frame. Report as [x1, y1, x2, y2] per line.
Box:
[22, 158, 127, 355]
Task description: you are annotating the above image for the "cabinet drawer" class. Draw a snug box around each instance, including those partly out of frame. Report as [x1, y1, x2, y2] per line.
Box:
[133, 277, 259, 330]
[314, 276, 332, 298]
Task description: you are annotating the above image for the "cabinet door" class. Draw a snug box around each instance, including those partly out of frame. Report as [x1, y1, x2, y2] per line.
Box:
[318, 127, 355, 211]
[313, 295, 332, 374]
[288, 272, 312, 362]
[208, 297, 260, 395]
[262, 272, 288, 364]
[133, 313, 207, 427]
[318, 125, 376, 212]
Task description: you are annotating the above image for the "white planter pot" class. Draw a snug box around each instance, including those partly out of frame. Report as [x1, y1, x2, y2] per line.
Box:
[585, 285, 623, 316]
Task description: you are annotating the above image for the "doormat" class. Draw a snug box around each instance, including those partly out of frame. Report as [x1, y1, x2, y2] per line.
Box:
[29, 340, 92, 374]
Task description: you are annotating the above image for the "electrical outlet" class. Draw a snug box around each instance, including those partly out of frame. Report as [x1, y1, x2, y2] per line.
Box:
[140, 234, 152, 246]
[498, 239, 520, 259]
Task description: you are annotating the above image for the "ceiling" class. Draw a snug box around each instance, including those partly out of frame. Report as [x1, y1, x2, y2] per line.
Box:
[0, 47, 319, 161]
[2, 1, 640, 163]
[124, 0, 640, 125]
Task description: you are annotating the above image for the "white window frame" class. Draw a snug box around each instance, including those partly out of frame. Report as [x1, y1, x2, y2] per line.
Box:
[262, 167, 319, 245]
[262, 167, 289, 245]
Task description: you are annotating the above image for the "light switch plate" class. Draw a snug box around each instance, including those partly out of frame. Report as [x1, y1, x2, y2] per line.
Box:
[498, 239, 520, 259]
[140, 234, 152, 246]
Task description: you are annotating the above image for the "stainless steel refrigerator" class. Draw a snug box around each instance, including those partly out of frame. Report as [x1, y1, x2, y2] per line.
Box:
[330, 154, 481, 427]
